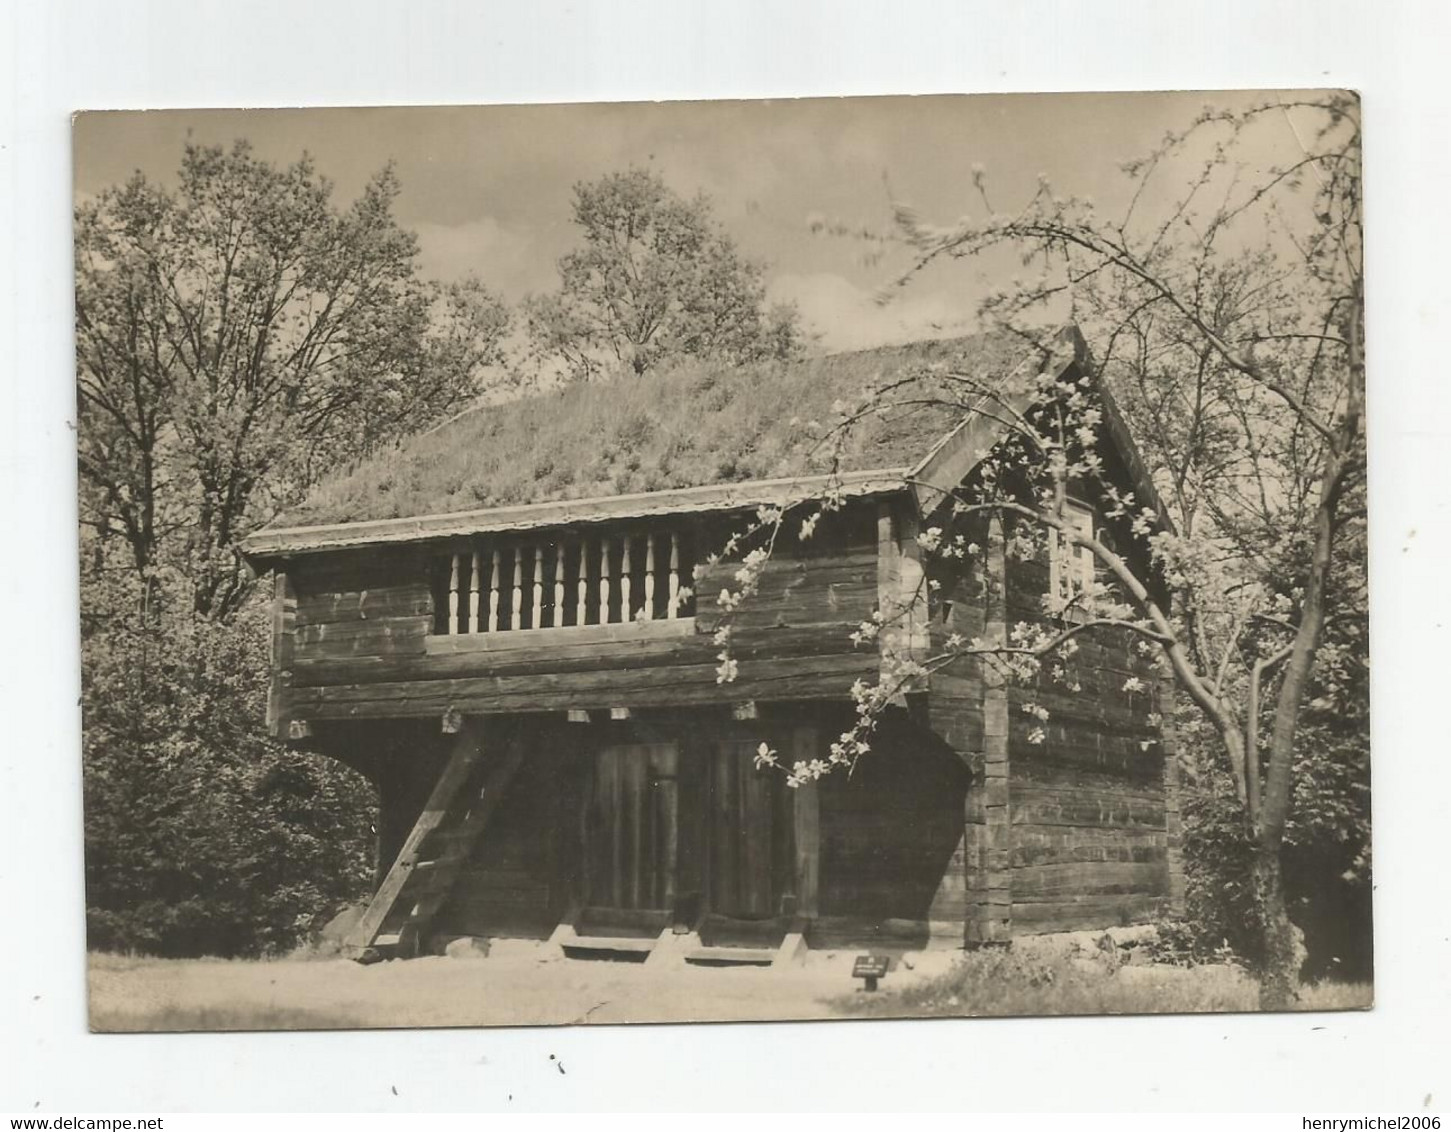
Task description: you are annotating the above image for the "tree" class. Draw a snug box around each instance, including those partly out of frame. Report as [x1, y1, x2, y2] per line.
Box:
[76, 141, 511, 955]
[76, 140, 510, 616]
[524, 167, 804, 382]
[723, 94, 1362, 1007]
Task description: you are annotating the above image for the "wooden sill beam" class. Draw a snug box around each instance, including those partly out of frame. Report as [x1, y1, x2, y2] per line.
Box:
[424, 615, 694, 655]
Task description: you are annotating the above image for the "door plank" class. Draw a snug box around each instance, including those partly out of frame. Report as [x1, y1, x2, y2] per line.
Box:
[791, 728, 821, 917]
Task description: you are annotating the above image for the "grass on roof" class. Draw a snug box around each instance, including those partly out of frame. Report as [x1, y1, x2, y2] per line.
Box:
[276, 332, 1034, 528]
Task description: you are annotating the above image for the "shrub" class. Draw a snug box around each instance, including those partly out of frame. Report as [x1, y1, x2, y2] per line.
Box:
[82, 576, 376, 957]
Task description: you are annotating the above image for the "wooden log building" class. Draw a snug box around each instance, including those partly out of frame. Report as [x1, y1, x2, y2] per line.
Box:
[240, 325, 1185, 965]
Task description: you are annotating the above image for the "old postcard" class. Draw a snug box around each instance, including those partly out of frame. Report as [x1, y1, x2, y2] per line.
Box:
[75, 93, 1368, 1031]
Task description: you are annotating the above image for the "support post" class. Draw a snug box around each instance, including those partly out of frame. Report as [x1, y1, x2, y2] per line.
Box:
[964, 512, 1013, 946]
[877, 500, 929, 698]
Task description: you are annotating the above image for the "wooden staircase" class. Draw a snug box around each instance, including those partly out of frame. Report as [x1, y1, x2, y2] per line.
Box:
[344, 720, 523, 962]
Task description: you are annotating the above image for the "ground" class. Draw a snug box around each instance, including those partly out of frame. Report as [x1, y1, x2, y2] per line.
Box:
[87, 938, 1371, 1032]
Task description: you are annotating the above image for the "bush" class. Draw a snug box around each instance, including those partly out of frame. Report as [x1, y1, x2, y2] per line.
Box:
[1173, 761, 1370, 981]
[1177, 784, 1264, 967]
[82, 576, 376, 957]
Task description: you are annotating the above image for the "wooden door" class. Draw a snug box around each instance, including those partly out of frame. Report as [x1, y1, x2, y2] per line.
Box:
[706, 741, 791, 918]
[583, 743, 679, 911]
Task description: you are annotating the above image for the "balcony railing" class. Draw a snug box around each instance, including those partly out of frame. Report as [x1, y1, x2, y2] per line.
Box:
[431, 526, 696, 638]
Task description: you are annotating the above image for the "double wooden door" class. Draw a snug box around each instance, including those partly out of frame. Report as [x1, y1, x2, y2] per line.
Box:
[583, 742, 679, 912]
[704, 740, 792, 918]
[580, 738, 795, 921]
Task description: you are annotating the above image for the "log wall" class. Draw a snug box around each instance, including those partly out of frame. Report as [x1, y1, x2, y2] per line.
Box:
[920, 504, 1177, 941]
[270, 504, 883, 730]
[1003, 545, 1178, 933]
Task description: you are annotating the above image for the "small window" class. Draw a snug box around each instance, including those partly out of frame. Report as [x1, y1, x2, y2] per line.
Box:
[1049, 500, 1097, 607]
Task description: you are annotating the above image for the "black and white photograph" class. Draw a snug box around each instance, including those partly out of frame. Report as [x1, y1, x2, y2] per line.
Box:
[71, 91, 1371, 1034]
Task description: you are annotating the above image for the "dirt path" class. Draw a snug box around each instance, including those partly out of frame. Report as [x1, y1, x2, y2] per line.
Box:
[88, 944, 961, 1032]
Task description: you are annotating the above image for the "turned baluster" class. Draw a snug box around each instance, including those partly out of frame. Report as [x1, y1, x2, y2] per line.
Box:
[487, 548, 500, 632]
[468, 550, 481, 633]
[531, 545, 544, 628]
[667, 532, 681, 618]
[448, 553, 461, 634]
[599, 537, 612, 623]
[510, 547, 523, 631]
[577, 541, 589, 626]
[554, 543, 566, 628]
[642, 533, 656, 620]
[620, 536, 633, 620]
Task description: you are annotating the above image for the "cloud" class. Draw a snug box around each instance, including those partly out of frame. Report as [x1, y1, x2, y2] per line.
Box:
[411, 216, 550, 297]
[768, 271, 981, 353]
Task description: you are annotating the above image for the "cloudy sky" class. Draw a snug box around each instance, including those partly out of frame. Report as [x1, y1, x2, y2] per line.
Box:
[74, 92, 1321, 353]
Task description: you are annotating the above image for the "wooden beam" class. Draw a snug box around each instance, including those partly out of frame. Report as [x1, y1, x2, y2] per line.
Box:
[441, 707, 464, 734]
[343, 721, 489, 958]
[609, 706, 634, 721]
[392, 736, 527, 955]
[566, 708, 592, 724]
[731, 701, 759, 721]
[895, 505, 930, 660]
[966, 512, 1013, 946]
[878, 499, 929, 696]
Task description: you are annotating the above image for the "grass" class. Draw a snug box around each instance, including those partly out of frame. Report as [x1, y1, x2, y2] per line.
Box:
[836, 947, 1372, 1020]
[277, 332, 1031, 527]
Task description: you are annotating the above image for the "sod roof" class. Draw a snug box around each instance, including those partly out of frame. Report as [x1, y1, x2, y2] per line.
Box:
[274, 331, 1042, 533]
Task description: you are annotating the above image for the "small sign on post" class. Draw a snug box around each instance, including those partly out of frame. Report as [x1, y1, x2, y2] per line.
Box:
[852, 953, 890, 992]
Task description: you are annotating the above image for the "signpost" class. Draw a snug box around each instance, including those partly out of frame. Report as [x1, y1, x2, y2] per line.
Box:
[852, 954, 891, 992]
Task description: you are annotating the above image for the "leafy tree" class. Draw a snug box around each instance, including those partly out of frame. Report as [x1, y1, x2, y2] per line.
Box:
[525, 167, 804, 381]
[76, 140, 510, 617]
[81, 570, 376, 957]
[76, 141, 507, 954]
[1176, 503, 1369, 978]
[726, 94, 1362, 1007]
